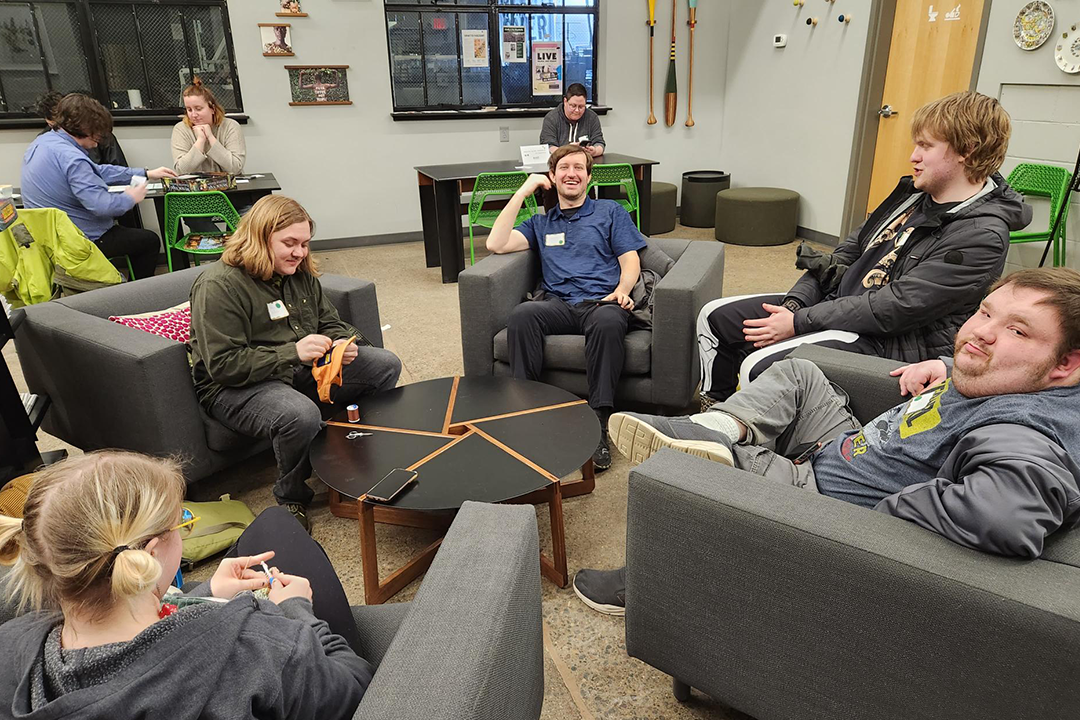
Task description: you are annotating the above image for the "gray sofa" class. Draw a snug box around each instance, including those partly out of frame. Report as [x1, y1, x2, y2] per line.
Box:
[0, 501, 544, 720]
[12, 265, 384, 483]
[624, 345, 1080, 719]
[459, 238, 725, 411]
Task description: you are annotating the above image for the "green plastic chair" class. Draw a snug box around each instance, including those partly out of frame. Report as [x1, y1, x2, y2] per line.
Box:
[1006, 163, 1072, 267]
[588, 163, 640, 229]
[163, 191, 241, 272]
[467, 172, 537, 265]
[109, 255, 136, 280]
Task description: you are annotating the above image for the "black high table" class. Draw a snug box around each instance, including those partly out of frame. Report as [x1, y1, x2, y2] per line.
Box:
[310, 375, 600, 604]
[415, 153, 659, 283]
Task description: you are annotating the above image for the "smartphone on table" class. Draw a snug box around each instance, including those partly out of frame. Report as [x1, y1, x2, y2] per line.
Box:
[366, 468, 418, 503]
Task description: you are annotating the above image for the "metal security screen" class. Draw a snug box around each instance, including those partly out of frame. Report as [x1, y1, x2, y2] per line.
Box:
[385, 0, 598, 112]
[0, 0, 241, 118]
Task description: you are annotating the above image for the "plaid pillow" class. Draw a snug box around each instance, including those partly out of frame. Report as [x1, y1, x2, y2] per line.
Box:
[109, 302, 191, 343]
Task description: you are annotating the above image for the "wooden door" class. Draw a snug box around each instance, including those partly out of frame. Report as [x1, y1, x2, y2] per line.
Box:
[865, 0, 986, 213]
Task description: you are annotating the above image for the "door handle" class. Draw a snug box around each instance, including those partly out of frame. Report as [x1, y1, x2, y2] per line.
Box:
[878, 104, 899, 118]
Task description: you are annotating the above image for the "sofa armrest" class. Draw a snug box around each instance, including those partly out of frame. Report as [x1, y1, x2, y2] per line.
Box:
[459, 251, 537, 376]
[650, 241, 725, 408]
[319, 275, 384, 349]
[790, 344, 905, 424]
[15, 302, 209, 465]
[355, 501, 543, 720]
[624, 450, 1080, 720]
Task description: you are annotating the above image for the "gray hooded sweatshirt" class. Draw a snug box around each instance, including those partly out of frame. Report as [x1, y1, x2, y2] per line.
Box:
[0, 594, 372, 720]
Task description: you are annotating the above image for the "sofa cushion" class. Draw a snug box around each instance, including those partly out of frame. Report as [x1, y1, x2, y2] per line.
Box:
[1042, 527, 1080, 569]
[493, 328, 652, 375]
[639, 241, 676, 276]
[109, 302, 191, 343]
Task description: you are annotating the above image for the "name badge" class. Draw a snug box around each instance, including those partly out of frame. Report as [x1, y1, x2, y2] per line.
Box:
[545, 233, 566, 247]
[267, 300, 289, 321]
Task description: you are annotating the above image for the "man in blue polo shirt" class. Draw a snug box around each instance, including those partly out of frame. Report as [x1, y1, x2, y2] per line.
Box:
[486, 144, 646, 470]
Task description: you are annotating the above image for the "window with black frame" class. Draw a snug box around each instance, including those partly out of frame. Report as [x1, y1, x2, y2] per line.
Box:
[0, 0, 241, 118]
[385, 0, 598, 113]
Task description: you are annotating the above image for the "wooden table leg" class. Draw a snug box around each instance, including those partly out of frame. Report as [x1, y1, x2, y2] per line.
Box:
[357, 498, 445, 605]
[418, 172, 440, 268]
[561, 459, 596, 499]
[638, 164, 654, 236]
[434, 178, 465, 283]
[538, 481, 569, 587]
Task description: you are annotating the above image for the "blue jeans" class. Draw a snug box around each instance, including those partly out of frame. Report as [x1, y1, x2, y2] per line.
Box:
[209, 346, 402, 504]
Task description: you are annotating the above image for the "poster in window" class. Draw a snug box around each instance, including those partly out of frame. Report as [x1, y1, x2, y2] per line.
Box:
[462, 29, 488, 69]
[502, 25, 526, 63]
[532, 42, 562, 96]
[285, 65, 351, 105]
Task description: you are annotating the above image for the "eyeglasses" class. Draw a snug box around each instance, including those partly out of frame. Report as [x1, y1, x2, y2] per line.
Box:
[170, 508, 201, 539]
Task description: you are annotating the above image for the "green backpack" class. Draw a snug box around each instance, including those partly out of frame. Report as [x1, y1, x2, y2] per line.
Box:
[181, 494, 255, 567]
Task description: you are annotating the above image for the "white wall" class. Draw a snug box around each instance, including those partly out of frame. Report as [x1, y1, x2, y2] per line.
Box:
[976, 0, 1080, 272]
[718, 0, 872, 238]
[0, 0, 728, 243]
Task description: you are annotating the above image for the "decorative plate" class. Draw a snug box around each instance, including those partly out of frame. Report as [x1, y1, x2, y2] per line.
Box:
[1014, 1, 1055, 50]
[1056, 24, 1080, 73]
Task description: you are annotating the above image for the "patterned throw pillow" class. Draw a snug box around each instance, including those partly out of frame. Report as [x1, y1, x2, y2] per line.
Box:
[109, 302, 191, 343]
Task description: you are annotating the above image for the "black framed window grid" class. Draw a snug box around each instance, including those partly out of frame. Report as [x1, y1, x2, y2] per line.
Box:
[384, 1, 598, 113]
[0, 0, 242, 119]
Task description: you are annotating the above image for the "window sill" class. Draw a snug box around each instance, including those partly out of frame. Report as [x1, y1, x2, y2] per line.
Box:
[390, 105, 610, 121]
[0, 113, 249, 130]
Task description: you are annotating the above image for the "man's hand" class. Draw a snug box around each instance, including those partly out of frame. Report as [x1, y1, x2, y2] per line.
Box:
[123, 183, 148, 203]
[586, 144, 604, 157]
[267, 572, 313, 604]
[209, 550, 275, 598]
[332, 337, 358, 365]
[147, 167, 178, 180]
[742, 303, 795, 348]
[296, 333, 333, 363]
[890, 359, 948, 397]
[600, 290, 634, 310]
[521, 173, 552, 194]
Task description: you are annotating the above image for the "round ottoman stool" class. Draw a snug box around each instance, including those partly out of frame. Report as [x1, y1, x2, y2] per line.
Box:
[680, 170, 731, 228]
[647, 181, 677, 235]
[715, 187, 800, 246]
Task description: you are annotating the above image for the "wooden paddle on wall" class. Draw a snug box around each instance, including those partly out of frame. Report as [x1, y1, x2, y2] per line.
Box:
[647, 0, 657, 125]
[664, 0, 677, 127]
[685, 0, 697, 127]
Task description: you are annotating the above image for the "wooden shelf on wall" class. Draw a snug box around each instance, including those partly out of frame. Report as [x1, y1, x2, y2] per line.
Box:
[276, 12, 307, 16]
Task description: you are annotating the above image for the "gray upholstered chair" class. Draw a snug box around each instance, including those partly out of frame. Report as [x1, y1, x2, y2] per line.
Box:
[12, 265, 385, 484]
[623, 345, 1080, 719]
[0, 501, 544, 720]
[458, 238, 725, 411]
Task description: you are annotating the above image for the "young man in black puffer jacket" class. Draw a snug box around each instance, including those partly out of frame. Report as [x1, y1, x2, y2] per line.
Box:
[697, 91, 1032, 405]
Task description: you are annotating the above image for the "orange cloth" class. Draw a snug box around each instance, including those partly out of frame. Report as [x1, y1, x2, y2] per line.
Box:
[311, 335, 355, 403]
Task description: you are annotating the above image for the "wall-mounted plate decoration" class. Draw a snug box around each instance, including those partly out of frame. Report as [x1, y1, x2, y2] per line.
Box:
[1014, 1, 1054, 50]
[1056, 24, 1080, 73]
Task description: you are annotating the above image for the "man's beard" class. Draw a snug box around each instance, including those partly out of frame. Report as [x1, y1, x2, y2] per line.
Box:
[951, 336, 1057, 397]
[557, 181, 586, 203]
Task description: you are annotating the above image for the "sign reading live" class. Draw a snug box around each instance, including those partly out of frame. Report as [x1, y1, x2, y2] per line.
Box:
[532, 41, 562, 96]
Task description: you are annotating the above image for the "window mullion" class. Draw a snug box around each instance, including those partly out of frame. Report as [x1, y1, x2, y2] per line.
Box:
[488, 7, 500, 107]
[178, 7, 196, 95]
[28, 4, 54, 92]
[130, 4, 153, 109]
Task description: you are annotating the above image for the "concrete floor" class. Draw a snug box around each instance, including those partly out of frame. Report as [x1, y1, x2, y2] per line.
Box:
[3, 223, 821, 719]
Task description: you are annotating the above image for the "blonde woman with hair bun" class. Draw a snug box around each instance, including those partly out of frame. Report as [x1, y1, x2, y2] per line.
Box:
[0, 450, 374, 718]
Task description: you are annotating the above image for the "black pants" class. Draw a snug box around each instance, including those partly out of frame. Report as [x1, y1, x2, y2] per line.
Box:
[507, 298, 629, 410]
[95, 224, 160, 280]
[229, 506, 367, 659]
[700, 294, 882, 401]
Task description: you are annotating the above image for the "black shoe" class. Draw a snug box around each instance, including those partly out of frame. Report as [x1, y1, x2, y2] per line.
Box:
[573, 567, 626, 616]
[283, 502, 312, 534]
[608, 412, 734, 466]
[593, 433, 612, 471]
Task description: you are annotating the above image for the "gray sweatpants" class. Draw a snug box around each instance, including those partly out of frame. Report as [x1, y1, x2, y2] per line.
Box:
[708, 358, 862, 492]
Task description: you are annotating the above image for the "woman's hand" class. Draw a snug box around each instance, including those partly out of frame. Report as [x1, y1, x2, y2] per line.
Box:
[268, 572, 313, 604]
[209, 550, 275, 598]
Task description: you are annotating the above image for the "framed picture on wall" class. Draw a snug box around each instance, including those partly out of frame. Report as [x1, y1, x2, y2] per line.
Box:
[285, 65, 352, 105]
[277, 0, 307, 18]
[260, 24, 294, 57]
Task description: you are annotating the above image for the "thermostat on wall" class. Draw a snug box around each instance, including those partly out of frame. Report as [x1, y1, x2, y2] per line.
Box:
[773, 34, 788, 47]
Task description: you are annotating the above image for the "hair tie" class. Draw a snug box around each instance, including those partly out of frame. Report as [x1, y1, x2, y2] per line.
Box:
[111, 545, 130, 557]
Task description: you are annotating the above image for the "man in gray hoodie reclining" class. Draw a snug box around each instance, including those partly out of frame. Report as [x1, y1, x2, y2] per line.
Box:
[575, 267, 1080, 615]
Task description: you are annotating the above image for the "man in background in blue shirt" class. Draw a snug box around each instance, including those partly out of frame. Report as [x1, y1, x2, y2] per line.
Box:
[21, 93, 176, 279]
[486, 144, 646, 470]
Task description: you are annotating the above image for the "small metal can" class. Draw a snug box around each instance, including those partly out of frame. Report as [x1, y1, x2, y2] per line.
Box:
[347, 404, 360, 423]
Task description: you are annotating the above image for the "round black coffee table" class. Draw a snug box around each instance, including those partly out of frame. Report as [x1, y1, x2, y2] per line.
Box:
[310, 376, 600, 604]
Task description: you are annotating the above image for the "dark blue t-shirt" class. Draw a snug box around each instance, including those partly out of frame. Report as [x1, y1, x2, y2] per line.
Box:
[517, 197, 646, 304]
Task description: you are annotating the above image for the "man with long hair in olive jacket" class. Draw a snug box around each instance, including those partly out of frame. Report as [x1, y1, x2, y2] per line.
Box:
[697, 91, 1032, 406]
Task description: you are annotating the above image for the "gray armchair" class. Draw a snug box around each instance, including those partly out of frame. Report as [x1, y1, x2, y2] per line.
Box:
[459, 238, 725, 411]
[12, 266, 385, 484]
[624, 345, 1080, 720]
[0, 501, 545, 720]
